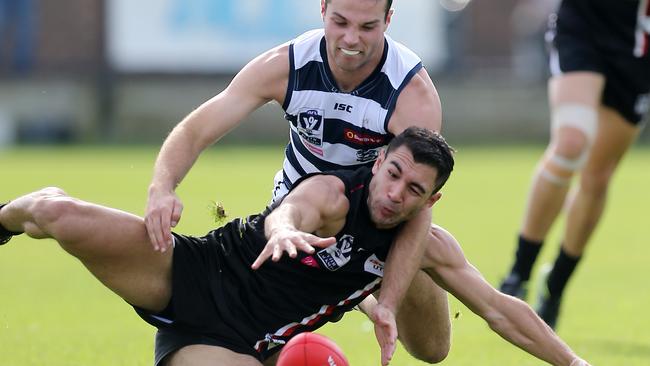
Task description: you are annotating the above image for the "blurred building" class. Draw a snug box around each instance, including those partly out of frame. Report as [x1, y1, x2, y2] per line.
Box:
[0, 0, 616, 146]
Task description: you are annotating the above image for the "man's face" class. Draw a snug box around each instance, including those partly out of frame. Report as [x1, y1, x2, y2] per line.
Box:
[368, 146, 441, 229]
[321, 0, 391, 73]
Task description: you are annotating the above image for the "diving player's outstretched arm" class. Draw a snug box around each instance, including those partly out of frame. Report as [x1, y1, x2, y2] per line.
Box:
[425, 226, 591, 366]
[371, 206, 431, 365]
[251, 174, 347, 269]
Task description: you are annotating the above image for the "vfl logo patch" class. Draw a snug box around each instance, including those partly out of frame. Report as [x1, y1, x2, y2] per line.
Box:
[364, 254, 385, 277]
[356, 149, 379, 163]
[317, 235, 354, 271]
[297, 108, 324, 155]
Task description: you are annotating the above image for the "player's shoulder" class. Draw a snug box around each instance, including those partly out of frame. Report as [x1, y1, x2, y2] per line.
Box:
[389, 69, 442, 133]
[426, 224, 466, 267]
[253, 43, 290, 69]
[293, 173, 347, 196]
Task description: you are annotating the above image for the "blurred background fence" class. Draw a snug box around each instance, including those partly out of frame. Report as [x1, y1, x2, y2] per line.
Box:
[0, 0, 646, 146]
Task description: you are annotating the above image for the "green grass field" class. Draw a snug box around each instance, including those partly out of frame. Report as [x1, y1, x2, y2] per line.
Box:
[1, 144, 649, 365]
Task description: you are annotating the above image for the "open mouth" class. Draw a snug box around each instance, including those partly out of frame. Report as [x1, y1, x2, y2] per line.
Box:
[340, 48, 361, 56]
[380, 206, 396, 217]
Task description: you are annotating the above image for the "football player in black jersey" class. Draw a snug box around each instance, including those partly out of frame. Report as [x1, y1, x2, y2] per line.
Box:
[2, 128, 590, 366]
[500, 0, 650, 330]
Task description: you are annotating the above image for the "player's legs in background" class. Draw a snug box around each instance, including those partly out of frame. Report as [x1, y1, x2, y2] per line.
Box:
[536, 105, 641, 328]
[0, 187, 173, 312]
[500, 72, 604, 299]
[165, 344, 263, 366]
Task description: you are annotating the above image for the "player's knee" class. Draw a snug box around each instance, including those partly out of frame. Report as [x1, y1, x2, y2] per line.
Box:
[541, 103, 598, 184]
[411, 341, 450, 364]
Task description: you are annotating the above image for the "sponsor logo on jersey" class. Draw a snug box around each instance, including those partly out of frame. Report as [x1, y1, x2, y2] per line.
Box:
[364, 254, 385, 277]
[356, 148, 379, 162]
[300, 255, 321, 268]
[334, 102, 354, 113]
[344, 128, 386, 146]
[317, 234, 354, 271]
[297, 108, 324, 155]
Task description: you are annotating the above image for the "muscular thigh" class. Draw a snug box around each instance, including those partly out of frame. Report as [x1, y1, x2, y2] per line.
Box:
[57, 200, 173, 312]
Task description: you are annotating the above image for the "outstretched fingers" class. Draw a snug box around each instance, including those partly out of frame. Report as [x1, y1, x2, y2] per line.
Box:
[251, 233, 336, 270]
[371, 303, 398, 366]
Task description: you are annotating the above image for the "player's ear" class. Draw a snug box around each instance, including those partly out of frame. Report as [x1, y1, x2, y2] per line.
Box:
[372, 149, 386, 174]
[384, 7, 394, 28]
[426, 192, 442, 208]
[321, 0, 327, 20]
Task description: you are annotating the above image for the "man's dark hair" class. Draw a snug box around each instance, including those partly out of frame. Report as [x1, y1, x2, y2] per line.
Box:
[385, 126, 455, 194]
[324, 0, 393, 21]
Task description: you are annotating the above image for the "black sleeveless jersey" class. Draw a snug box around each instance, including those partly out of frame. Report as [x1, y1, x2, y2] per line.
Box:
[200, 166, 401, 356]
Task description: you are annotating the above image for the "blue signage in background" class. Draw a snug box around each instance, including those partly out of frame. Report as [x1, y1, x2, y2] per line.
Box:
[107, 0, 443, 73]
[168, 0, 312, 41]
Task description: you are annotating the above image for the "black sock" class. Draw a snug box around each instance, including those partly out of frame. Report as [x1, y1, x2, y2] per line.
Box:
[510, 234, 543, 281]
[546, 246, 581, 299]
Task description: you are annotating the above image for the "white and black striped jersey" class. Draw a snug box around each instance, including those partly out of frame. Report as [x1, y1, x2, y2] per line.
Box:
[278, 29, 422, 192]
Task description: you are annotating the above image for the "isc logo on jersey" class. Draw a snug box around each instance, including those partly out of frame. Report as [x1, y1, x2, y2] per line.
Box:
[297, 108, 324, 155]
[317, 235, 353, 271]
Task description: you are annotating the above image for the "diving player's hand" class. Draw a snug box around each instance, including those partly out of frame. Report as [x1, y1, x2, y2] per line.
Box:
[369, 302, 397, 366]
[569, 358, 591, 366]
[145, 186, 183, 252]
[251, 228, 336, 269]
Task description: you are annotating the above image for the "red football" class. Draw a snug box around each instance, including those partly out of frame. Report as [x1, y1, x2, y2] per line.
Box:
[277, 332, 350, 366]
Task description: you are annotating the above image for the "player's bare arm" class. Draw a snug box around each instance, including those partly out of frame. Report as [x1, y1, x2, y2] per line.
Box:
[366, 67, 441, 363]
[424, 225, 590, 366]
[146, 44, 291, 252]
[387, 68, 443, 135]
[371, 204, 431, 366]
[251, 174, 348, 269]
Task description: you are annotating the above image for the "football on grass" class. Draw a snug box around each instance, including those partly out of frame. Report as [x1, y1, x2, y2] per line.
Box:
[277, 332, 350, 366]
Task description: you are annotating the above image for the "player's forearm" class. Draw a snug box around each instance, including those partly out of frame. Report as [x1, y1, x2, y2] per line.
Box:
[150, 119, 209, 193]
[264, 204, 301, 239]
[378, 235, 425, 313]
[378, 209, 430, 313]
[488, 296, 580, 366]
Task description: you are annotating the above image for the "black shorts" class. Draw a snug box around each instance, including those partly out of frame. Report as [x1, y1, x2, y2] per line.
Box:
[133, 231, 270, 365]
[151, 328, 254, 366]
[547, 0, 650, 124]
